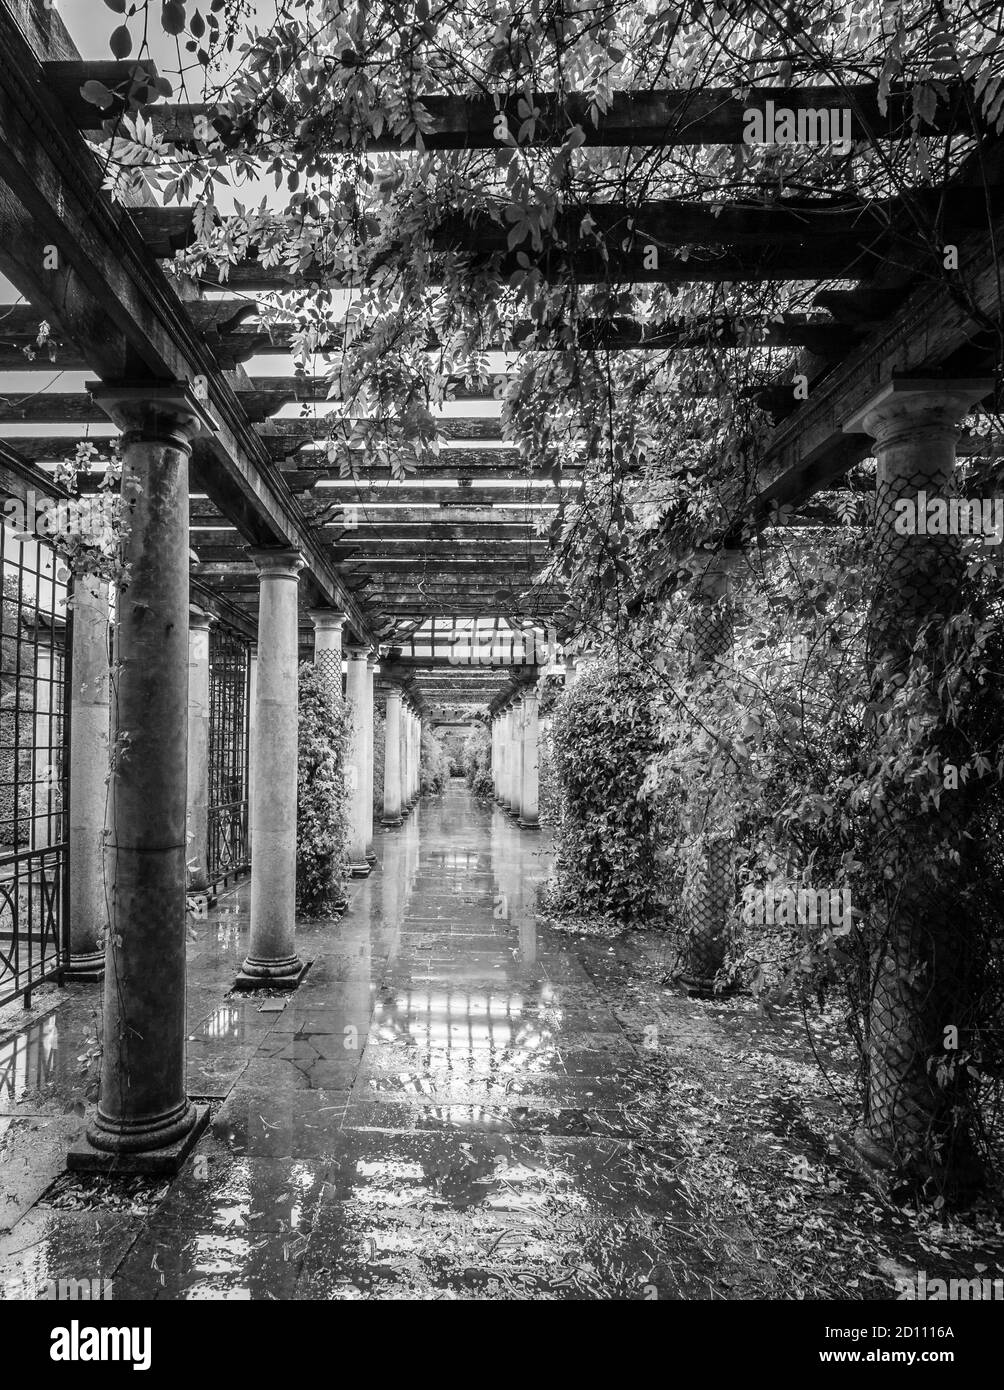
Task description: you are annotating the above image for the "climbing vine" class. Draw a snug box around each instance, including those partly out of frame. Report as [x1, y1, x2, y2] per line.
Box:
[296, 661, 351, 915]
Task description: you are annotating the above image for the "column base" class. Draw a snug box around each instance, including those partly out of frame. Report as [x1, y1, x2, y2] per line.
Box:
[677, 973, 734, 999]
[349, 861, 372, 878]
[518, 817, 540, 830]
[364, 849, 377, 864]
[232, 955, 311, 991]
[63, 950, 105, 983]
[382, 815, 403, 828]
[69, 1103, 209, 1176]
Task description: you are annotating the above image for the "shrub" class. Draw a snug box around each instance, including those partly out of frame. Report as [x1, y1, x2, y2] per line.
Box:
[420, 727, 450, 794]
[548, 654, 669, 924]
[462, 723, 490, 788]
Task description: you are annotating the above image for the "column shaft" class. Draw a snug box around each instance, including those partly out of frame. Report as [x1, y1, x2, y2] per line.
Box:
[518, 688, 540, 829]
[76, 385, 213, 1167]
[345, 647, 371, 876]
[363, 655, 376, 863]
[67, 575, 109, 978]
[240, 550, 305, 984]
[382, 686, 403, 826]
[186, 609, 211, 893]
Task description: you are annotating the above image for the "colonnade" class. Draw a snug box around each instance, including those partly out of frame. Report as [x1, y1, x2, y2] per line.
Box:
[380, 682, 422, 829]
[57, 375, 988, 1179]
[488, 680, 540, 830]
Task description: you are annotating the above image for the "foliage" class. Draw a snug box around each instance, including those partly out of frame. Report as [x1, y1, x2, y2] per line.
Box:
[461, 723, 490, 788]
[548, 652, 669, 924]
[420, 726, 450, 794]
[296, 662, 351, 915]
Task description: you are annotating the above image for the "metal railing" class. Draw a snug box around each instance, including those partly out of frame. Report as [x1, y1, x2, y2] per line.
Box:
[0, 523, 69, 1007]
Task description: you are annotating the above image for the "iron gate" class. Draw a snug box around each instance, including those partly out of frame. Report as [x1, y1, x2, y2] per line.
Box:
[0, 524, 69, 1007]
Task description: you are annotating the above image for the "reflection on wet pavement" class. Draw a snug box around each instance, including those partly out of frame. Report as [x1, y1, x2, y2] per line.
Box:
[0, 784, 747, 1300]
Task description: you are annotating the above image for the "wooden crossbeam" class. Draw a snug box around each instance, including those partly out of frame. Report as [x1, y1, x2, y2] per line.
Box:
[0, 7, 376, 644]
[0, 301, 859, 370]
[117, 190, 959, 290]
[49, 72, 968, 148]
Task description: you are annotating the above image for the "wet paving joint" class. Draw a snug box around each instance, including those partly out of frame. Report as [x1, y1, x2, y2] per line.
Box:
[0, 786, 765, 1299]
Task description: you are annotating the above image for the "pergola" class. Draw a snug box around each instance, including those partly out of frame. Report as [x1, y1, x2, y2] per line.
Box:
[1, 0, 1000, 1176]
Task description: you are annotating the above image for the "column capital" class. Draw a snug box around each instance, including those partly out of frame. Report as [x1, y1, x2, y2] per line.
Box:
[248, 547, 304, 580]
[88, 381, 218, 449]
[308, 608, 346, 633]
[188, 605, 214, 632]
[344, 643, 369, 661]
[844, 377, 994, 445]
[385, 683, 403, 704]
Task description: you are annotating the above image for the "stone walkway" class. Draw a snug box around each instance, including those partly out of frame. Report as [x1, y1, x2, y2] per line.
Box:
[1, 784, 749, 1300]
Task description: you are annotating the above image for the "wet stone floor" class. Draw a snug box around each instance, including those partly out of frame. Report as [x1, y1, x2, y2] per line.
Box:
[0, 785, 757, 1300]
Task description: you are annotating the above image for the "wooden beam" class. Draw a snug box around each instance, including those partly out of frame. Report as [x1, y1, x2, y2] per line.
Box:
[50, 73, 969, 148]
[0, 7, 377, 645]
[121, 192, 952, 290]
[752, 197, 1004, 523]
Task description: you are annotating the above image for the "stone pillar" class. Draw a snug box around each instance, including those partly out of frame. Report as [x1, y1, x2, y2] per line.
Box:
[186, 608, 212, 894]
[489, 715, 497, 797]
[363, 653, 376, 864]
[309, 609, 344, 694]
[344, 645, 371, 877]
[238, 549, 307, 988]
[66, 574, 110, 980]
[499, 705, 512, 809]
[509, 696, 524, 821]
[382, 684, 403, 827]
[70, 383, 215, 1172]
[247, 642, 257, 851]
[404, 704, 414, 807]
[843, 377, 992, 1182]
[564, 654, 577, 689]
[518, 684, 540, 830]
[680, 553, 738, 992]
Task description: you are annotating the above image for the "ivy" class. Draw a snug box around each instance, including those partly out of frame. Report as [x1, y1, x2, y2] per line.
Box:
[296, 663, 350, 916]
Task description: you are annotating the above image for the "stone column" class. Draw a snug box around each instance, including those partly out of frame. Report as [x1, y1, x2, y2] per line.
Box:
[518, 684, 540, 830]
[186, 608, 212, 894]
[238, 549, 306, 988]
[499, 705, 511, 809]
[680, 552, 738, 992]
[309, 608, 344, 693]
[247, 642, 257, 852]
[344, 645, 371, 877]
[564, 654, 577, 689]
[404, 704, 414, 808]
[70, 383, 215, 1172]
[66, 574, 110, 980]
[509, 696, 524, 821]
[363, 653, 376, 864]
[844, 377, 992, 1182]
[382, 684, 403, 827]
